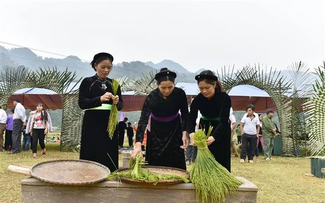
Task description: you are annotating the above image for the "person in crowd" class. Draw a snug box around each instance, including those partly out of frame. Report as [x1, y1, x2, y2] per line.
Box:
[8, 99, 26, 154]
[186, 101, 199, 165]
[240, 104, 260, 164]
[262, 109, 277, 160]
[78, 52, 123, 171]
[0, 106, 7, 151]
[132, 68, 189, 170]
[236, 124, 242, 144]
[26, 103, 52, 158]
[5, 109, 14, 151]
[186, 133, 198, 165]
[188, 70, 232, 172]
[126, 122, 134, 147]
[22, 125, 31, 151]
[229, 108, 239, 157]
[132, 122, 147, 151]
[255, 113, 264, 162]
[118, 117, 128, 148]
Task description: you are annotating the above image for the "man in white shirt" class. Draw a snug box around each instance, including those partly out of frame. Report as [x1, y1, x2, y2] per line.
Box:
[0, 106, 8, 151]
[240, 104, 260, 163]
[8, 99, 26, 154]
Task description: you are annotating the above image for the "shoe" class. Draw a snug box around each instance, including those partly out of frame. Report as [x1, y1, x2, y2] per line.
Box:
[265, 158, 270, 160]
[256, 157, 259, 162]
[234, 154, 239, 157]
[240, 159, 245, 163]
[249, 160, 254, 164]
[186, 161, 190, 165]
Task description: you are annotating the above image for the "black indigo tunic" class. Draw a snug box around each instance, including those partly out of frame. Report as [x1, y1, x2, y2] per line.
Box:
[78, 75, 123, 172]
[188, 91, 232, 172]
[136, 87, 188, 170]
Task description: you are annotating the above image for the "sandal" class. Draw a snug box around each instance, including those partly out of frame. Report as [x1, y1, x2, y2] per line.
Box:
[42, 152, 46, 155]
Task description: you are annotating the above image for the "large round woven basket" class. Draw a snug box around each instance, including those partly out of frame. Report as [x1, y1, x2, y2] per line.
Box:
[114, 165, 189, 185]
[29, 159, 110, 185]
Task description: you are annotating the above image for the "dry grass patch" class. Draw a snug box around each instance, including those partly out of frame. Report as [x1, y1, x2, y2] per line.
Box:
[1, 144, 324, 203]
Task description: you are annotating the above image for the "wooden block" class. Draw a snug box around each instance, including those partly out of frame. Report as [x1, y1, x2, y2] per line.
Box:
[22, 177, 258, 203]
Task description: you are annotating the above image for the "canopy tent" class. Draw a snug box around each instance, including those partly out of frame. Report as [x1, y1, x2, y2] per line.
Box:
[7, 88, 62, 110]
[5, 84, 278, 112]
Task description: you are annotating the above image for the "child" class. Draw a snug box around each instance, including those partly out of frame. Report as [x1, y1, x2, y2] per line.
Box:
[22, 126, 31, 151]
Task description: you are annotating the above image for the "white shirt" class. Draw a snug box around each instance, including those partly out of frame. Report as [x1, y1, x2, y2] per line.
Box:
[0, 109, 7, 124]
[13, 103, 26, 122]
[241, 113, 260, 135]
[229, 114, 236, 126]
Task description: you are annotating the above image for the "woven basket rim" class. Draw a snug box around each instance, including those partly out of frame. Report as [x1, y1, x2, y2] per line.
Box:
[30, 159, 110, 185]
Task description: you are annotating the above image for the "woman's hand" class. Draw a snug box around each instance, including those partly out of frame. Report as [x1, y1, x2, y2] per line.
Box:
[189, 132, 196, 146]
[44, 128, 48, 135]
[206, 136, 215, 146]
[30, 131, 33, 137]
[132, 142, 142, 159]
[100, 92, 113, 102]
[112, 95, 119, 105]
[180, 131, 189, 149]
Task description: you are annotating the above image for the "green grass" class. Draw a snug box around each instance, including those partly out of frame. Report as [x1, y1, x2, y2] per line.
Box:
[0, 143, 324, 203]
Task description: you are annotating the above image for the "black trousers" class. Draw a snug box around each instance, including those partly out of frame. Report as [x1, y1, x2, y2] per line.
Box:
[240, 133, 257, 161]
[127, 135, 133, 147]
[5, 130, 12, 149]
[32, 129, 46, 153]
[12, 119, 22, 153]
[118, 131, 125, 147]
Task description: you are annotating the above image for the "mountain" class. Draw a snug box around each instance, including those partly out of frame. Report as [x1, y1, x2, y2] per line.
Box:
[0, 46, 197, 82]
[146, 59, 191, 74]
[0, 46, 319, 85]
[145, 59, 196, 82]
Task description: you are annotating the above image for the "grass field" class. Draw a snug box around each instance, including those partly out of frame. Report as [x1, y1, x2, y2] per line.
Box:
[0, 143, 324, 203]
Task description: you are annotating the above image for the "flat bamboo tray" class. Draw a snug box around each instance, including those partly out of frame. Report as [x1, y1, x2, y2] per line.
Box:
[9, 159, 110, 185]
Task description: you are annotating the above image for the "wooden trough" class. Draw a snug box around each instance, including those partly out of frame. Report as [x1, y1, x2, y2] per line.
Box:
[21, 176, 258, 203]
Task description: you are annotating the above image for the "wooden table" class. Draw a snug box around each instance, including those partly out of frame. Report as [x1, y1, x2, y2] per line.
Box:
[22, 177, 257, 203]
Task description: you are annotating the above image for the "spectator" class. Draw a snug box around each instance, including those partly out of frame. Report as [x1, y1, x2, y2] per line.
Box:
[5, 109, 14, 151]
[236, 124, 242, 144]
[255, 113, 264, 162]
[229, 108, 239, 157]
[8, 99, 26, 154]
[126, 122, 134, 147]
[262, 109, 277, 160]
[27, 103, 52, 158]
[22, 125, 31, 151]
[0, 106, 7, 151]
[118, 117, 128, 148]
[240, 104, 260, 164]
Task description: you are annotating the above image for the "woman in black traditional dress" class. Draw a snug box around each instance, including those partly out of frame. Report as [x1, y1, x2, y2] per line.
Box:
[188, 70, 232, 172]
[132, 68, 189, 170]
[78, 52, 123, 172]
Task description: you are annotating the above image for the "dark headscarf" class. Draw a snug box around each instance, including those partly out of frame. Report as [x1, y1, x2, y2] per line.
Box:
[154, 68, 177, 84]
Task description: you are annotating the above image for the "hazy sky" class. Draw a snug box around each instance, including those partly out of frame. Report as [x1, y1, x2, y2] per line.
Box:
[0, 0, 324, 72]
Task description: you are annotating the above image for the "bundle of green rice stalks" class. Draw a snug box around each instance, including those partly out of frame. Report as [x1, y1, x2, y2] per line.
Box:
[107, 79, 119, 139]
[190, 127, 243, 203]
[108, 154, 189, 185]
